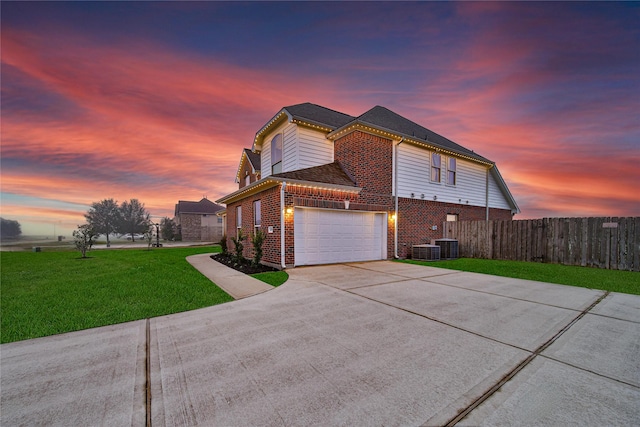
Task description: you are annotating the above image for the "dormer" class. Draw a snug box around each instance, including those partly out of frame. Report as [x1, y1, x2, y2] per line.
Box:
[236, 148, 261, 189]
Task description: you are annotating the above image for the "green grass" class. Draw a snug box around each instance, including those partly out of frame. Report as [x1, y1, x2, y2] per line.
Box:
[251, 271, 289, 287]
[399, 258, 639, 295]
[1, 246, 233, 343]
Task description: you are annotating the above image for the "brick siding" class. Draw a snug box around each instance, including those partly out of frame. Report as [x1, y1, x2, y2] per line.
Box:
[225, 128, 513, 265]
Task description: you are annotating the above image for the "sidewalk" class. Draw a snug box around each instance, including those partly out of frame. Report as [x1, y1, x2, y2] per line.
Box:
[186, 253, 274, 299]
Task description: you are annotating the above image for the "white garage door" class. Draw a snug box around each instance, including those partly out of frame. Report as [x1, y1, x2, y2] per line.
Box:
[294, 208, 387, 266]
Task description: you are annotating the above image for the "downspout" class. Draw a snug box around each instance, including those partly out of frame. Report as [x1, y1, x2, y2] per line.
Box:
[485, 166, 491, 221]
[394, 138, 404, 258]
[280, 182, 286, 269]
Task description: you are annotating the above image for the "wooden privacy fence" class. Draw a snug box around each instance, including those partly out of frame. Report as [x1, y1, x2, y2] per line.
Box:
[444, 217, 640, 272]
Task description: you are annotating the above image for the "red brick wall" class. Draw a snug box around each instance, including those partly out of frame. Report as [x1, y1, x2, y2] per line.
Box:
[238, 160, 258, 189]
[394, 198, 512, 258]
[334, 131, 394, 207]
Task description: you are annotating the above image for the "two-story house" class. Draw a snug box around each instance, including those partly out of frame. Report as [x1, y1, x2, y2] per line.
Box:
[174, 198, 225, 242]
[217, 103, 519, 268]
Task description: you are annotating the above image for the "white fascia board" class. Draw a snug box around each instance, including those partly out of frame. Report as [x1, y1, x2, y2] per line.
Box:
[490, 165, 520, 214]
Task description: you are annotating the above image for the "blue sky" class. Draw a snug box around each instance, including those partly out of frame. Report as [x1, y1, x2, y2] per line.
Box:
[1, 1, 639, 235]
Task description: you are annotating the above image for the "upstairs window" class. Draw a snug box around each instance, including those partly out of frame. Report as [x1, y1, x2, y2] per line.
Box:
[431, 153, 441, 182]
[447, 157, 457, 185]
[245, 173, 251, 186]
[271, 134, 283, 174]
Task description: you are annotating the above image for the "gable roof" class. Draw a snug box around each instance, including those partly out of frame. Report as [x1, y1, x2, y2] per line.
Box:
[253, 102, 355, 150]
[235, 148, 261, 182]
[329, 106, 492, 164]
[272, 161, 356, 187]
[175, 198, 225, 216]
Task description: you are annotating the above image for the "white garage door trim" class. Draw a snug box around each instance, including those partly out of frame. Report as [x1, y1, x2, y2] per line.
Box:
[294, 207, 387, 266]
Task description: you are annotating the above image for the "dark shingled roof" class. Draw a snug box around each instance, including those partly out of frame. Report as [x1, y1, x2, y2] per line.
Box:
[283, 103, 355, 130]
[355, 106, 491, 163]
[175, 198, 225, 216]
[243, 148, 261, 170]
[272, 161, 356, 187]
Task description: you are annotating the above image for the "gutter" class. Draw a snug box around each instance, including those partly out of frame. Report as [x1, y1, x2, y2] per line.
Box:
[394, 138, 404, 258]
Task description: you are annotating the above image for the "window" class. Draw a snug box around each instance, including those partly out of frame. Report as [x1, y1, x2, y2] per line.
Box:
[431, 153, 441, 182]
[447, 157, 457, 185]
[217, 217, 223, 224]
[253, 200, 261, 227]
[446, 214, 459, 222]
[271, 134, 283, 174]
[236, 206, 242, 235]
[245, 173, 251, 186]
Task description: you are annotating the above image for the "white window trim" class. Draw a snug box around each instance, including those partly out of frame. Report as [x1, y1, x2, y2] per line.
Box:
[431, 152, 442, 184]
[253, 200, 261, 228]
[271, 133, 283, 175]
[446, 157, 457, 186]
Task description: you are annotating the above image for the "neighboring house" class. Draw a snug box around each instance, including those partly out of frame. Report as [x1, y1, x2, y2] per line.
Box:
[217, 103, 519, 268]
[174, 198, 225, 242]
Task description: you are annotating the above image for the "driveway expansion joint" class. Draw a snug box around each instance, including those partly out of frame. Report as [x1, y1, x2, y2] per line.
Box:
[441, 290, 611, 426]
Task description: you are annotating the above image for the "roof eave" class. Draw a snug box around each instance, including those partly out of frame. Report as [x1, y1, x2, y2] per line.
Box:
[490, 165, 521, 214]
[216, 176, 361, 205]
[252, 109, 292, 151]
[327, 121, 493, 166]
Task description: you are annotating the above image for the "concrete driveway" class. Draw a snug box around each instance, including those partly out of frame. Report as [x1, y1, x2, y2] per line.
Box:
[2, 261, 639, 426]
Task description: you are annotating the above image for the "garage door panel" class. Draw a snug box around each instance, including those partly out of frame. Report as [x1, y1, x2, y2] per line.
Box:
[294, 208, 387, 266]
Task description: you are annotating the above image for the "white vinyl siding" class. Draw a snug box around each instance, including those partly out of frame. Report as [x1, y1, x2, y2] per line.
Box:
[296, 127, 334, 169]
[261, 122, 296, 179]
[396, 143, 511, 209]
[488, 170, 512, 210]
[262, 123, 333, 177]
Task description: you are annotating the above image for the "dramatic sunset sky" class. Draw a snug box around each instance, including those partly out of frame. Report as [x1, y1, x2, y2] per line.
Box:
[1, 2, 639, 236]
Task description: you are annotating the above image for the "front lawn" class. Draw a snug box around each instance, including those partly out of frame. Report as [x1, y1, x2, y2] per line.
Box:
[1, 246, 234, 343]
[399, 258, 639, 295]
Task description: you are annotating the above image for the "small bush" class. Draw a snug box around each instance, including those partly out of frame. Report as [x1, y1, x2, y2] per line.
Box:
[230, 229, 245, 261]
[251, 229, 266, 266]
[220, 234, 228, 255]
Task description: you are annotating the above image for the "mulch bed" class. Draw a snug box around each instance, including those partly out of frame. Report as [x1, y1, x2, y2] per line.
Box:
[211, 253, 278, 275]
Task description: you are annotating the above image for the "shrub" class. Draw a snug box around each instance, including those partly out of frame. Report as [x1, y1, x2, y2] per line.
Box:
[230, 229, 245, 261]
[251, 229, 266, 266]
[220, 234, 228, 255]
[73, 224, 97, 258]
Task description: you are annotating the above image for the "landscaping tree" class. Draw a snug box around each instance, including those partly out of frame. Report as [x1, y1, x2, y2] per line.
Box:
[73, 224, 97, 258]
[220, 233, 228, 255]
[119, 199, 150, 242]
[85, 199, 121, 247]
[160, 217, 176, 241]
[144, 225, 154, 250]
[230, 229, 245, 262]
[0, 218, 22, 240]
[251, 229, 266, 266]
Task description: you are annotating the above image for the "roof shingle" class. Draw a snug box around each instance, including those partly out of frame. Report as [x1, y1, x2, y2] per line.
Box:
[272, 161, 356, 187]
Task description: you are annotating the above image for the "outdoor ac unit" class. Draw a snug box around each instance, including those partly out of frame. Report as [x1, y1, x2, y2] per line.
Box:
[434, 238, 459, 260]
[412, 244, 440, 261]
